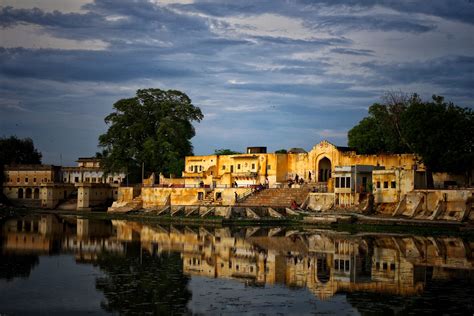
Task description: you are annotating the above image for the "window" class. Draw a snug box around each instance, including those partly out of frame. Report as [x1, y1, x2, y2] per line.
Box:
[92, 177, 96, 183]
[346, 177, 351, 188]
[376, 181, 381, 189]
[376, 262, 380, 270]
[383, 262, 388, 271]
[25, 177, 29, 183]
[341, 177, 345, 188]
[199, 166, 202, 171]
[335, 177, 340, 188]
[251, 163, 255, 170]
[33, 178, 36, 183]
[237, 164, 241, 170]
[222, 165, 225, 170]
[17, 178, 20, 182]
[85, 177, 90, 182]
[335, 260, 339, 269]
[267, 165, 271, 170]
[391, 181, 396, 189]
[383, 181, 388, 189]
[390, 263, 396, 271]
[75, 177, 79, 182]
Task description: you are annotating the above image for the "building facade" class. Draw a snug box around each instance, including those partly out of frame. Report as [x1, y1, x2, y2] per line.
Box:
[178, 140, 422, 189]
[61, 157, 125, 185]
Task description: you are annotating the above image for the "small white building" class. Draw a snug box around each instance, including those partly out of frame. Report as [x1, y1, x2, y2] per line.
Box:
[333, 165, 383, 207]
[61, 157, 125, 185]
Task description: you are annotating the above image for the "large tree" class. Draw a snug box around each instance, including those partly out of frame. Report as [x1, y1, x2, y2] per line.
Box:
[0, 136, 42, 194]
[98, 89, 203, 182]
[348, 93, 473, 186]
[0, 136, 42, 165]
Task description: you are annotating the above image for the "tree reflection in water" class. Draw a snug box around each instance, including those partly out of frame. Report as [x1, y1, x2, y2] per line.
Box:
[0, 253, 39, 281]
[94, 242, 191, 315]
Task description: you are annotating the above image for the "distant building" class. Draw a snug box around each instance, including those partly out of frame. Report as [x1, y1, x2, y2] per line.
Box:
[2, 157, 124, 209]
[61, 157, 125, 185]
[2, 164, 62, 203]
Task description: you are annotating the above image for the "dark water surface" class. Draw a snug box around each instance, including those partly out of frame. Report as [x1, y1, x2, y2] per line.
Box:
[1, 214, 473, 315]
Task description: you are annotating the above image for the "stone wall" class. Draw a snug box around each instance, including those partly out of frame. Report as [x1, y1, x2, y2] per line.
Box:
[307, 193, 335, 211]
[76, 183, 114, 211]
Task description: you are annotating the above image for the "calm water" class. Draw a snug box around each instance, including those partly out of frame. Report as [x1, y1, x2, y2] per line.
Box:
[0, 214, 473, 315]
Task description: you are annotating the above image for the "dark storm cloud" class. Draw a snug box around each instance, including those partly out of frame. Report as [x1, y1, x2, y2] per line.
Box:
[228, 82, 378, 99]
[183, 0, 474, 25]
[303, 15, 436, 34]
[359, 55, 474, 90]
[330, 48, 374, 56]
[0, 6, 104, 28]
[0, 47, 197, 82]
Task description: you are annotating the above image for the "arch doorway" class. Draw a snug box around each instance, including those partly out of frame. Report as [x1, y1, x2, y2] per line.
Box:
[316, 256, 331, 283]
[25, 188, 32, 199]
[18, 188, 24, 199]
[34, 188, 40, 199]
[318, 157, 332, 182]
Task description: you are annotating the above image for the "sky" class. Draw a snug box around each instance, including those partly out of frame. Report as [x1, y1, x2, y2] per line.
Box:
[1, 0, 473, 166]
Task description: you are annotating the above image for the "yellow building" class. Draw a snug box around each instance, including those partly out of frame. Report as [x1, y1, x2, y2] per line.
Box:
[2, 164, 64, 207]
[121, 140, 424, 210]
[179, 140, 422, 189]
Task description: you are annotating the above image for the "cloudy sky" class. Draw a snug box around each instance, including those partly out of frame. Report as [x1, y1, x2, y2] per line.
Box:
[1, 0, 473, 165]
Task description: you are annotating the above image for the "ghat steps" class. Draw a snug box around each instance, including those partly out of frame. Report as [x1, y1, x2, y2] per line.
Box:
[238, 187, 311, 207]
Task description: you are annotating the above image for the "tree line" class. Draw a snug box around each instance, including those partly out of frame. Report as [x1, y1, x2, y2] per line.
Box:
[348, 92, 473, 186]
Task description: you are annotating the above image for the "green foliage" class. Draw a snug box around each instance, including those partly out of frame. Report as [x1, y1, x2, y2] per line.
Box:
[0, 136, 42, 190]
[0, 136, 42, 165]
[214, 149, 241, 155]
[98, 88, 203, 182]
[348, 93, 474, 177]
[275, 149, 287, 154]
[400, 95, 474, 174]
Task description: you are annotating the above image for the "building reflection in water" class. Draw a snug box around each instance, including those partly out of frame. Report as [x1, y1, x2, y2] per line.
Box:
[1, 214, 473, 303]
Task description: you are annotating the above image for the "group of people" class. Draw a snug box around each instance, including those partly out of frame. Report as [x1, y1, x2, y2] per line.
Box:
[288, 174, 305, 188]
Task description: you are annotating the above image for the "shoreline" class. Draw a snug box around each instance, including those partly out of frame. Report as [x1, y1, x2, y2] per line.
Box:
[2, 206, 473, 237]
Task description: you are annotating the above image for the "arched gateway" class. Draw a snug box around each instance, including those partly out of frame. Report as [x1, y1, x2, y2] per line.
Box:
[318, 157, 332, 182]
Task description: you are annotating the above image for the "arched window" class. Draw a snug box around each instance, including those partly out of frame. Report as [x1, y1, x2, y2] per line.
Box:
[18, 188, 24, 199]
[25, 188, 32, 199]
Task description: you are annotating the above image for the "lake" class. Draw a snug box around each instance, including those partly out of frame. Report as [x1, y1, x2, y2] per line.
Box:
[0, 213, 473, 315]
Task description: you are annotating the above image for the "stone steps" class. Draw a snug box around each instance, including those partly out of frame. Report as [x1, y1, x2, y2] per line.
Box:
[239, 188, 310, 207]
